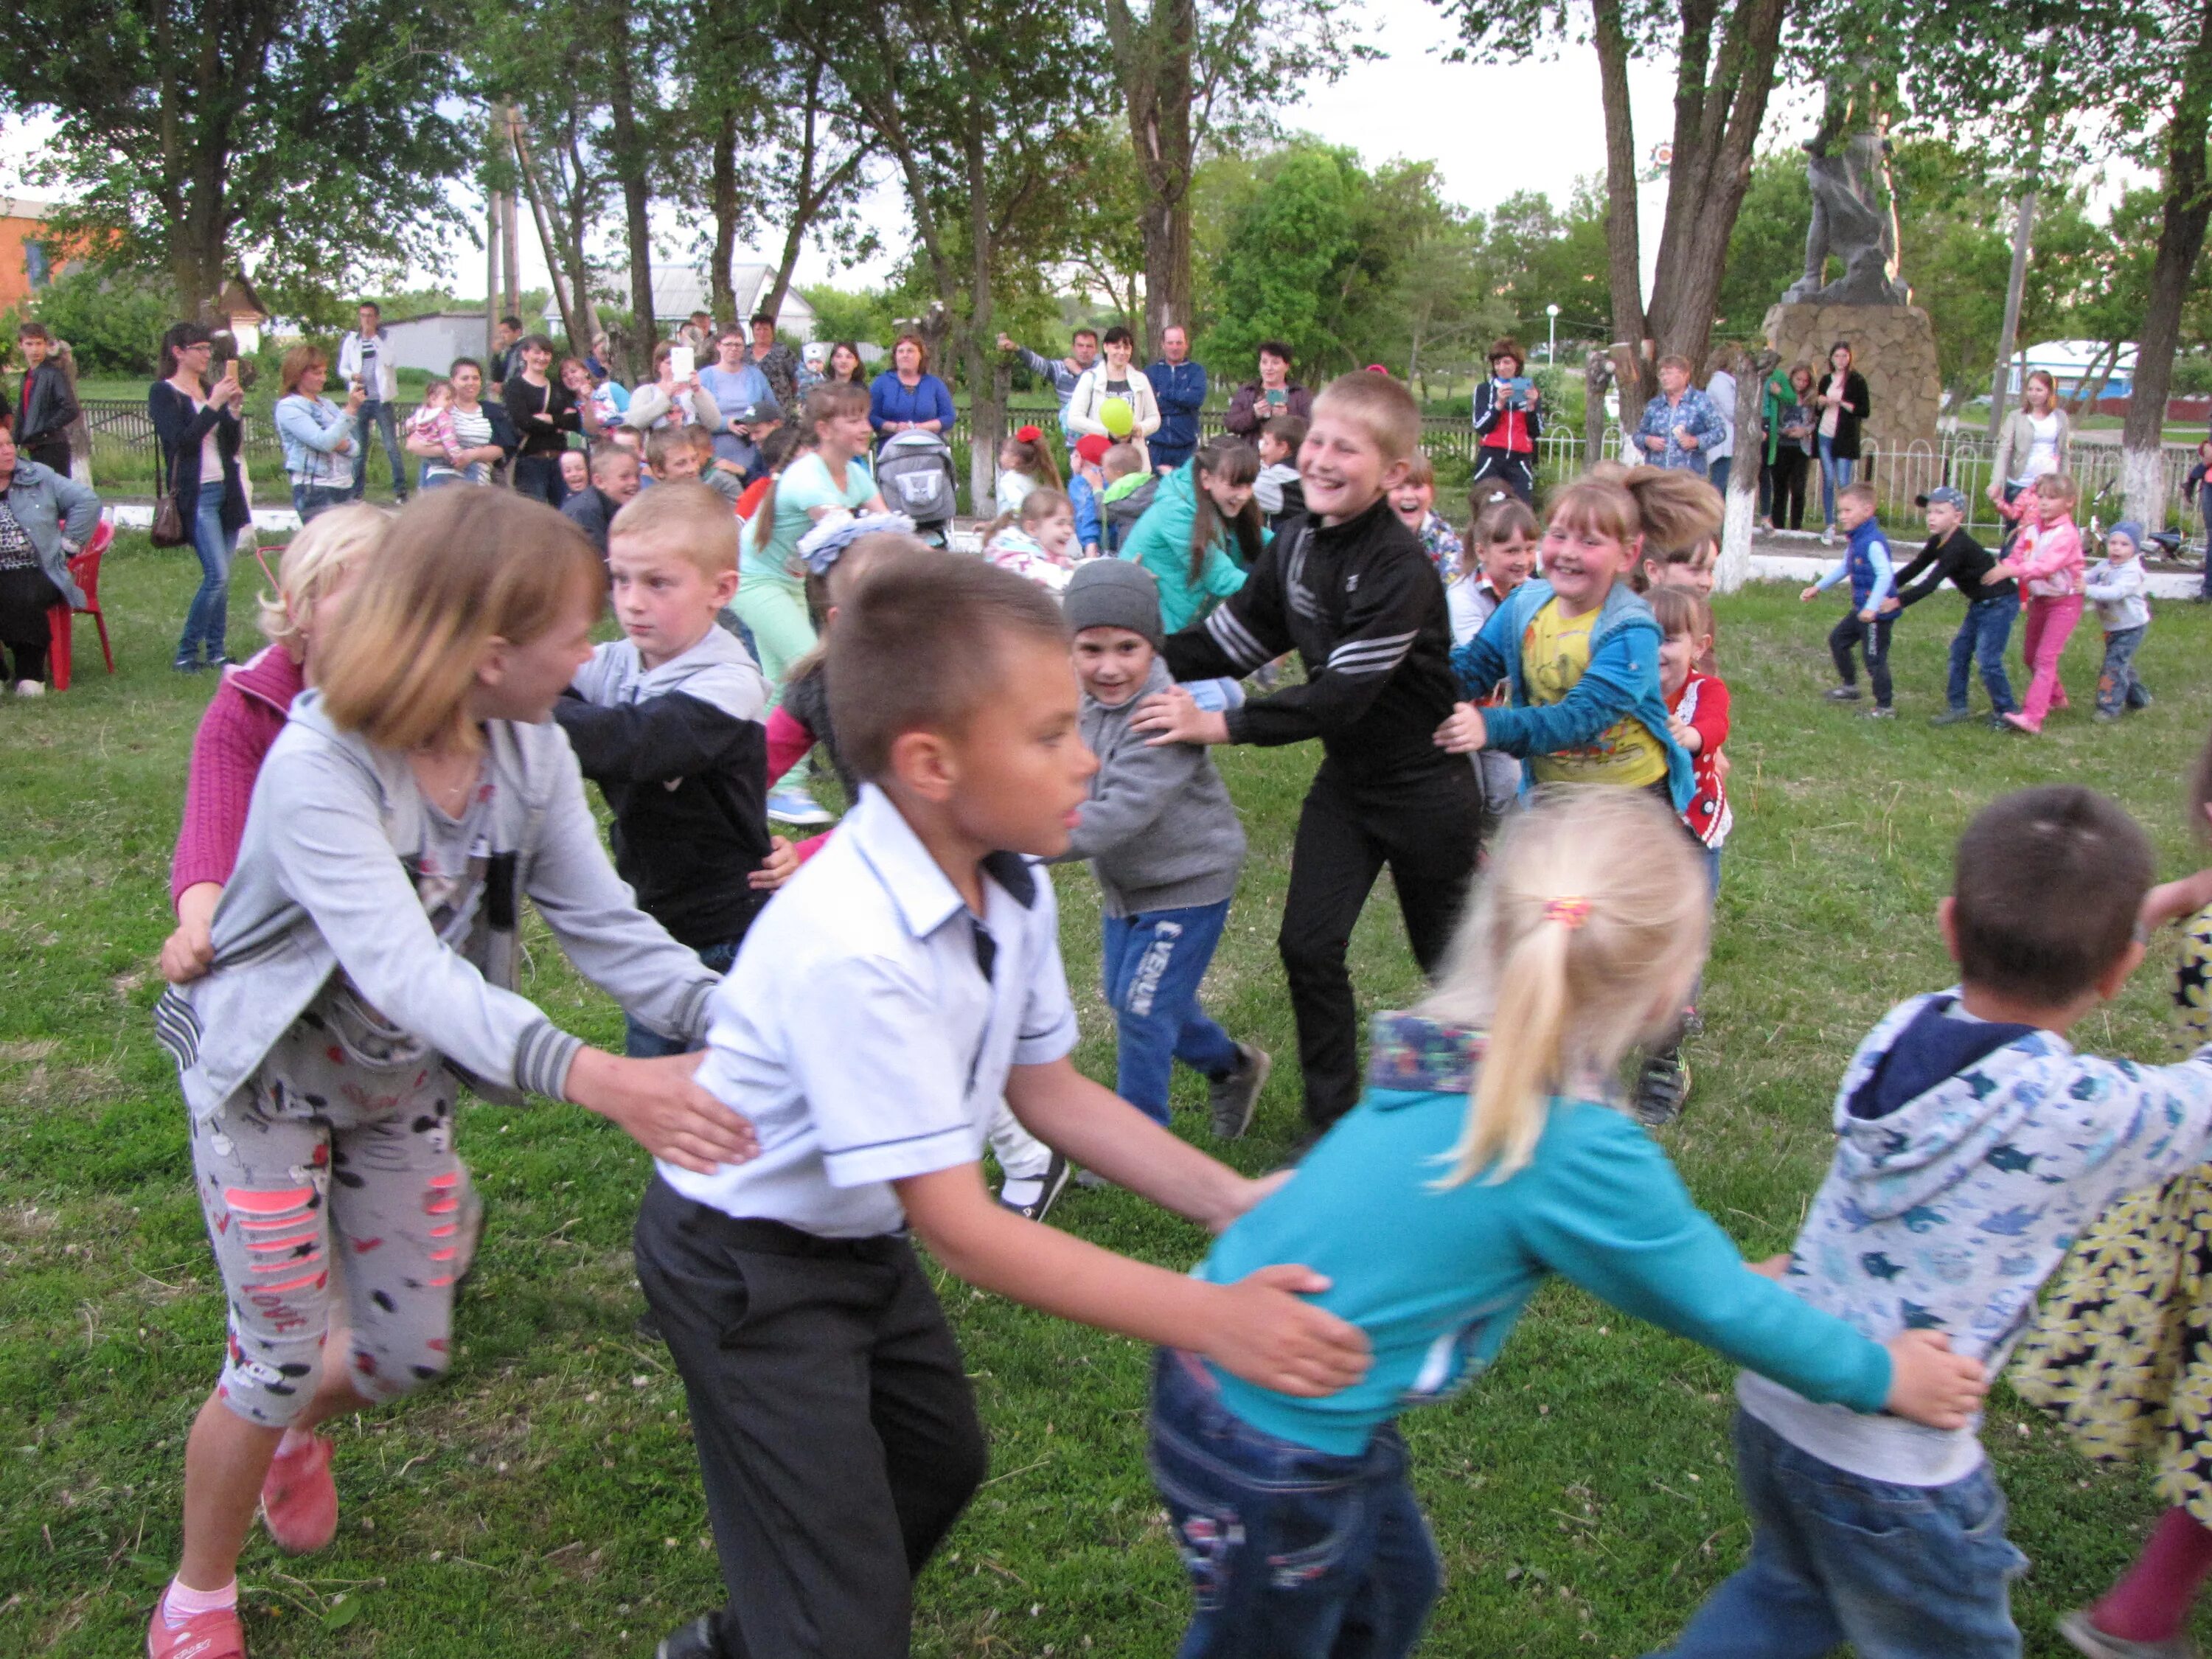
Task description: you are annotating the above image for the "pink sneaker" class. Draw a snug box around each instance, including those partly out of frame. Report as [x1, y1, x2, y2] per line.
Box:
[2001, 712, 2039, 736]
[260, 1433, 338, 1554]
[148, 1602, 246, 1659]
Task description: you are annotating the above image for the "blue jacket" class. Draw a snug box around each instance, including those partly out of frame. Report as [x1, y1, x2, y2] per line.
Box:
[2, 457, 97, 608]
[1069, 472, 1102, 554]
[1145, 358, 1208, 466]
[1634, 387, 1727, 476]
[274, 393, 355, 484]
[1450, 577, 1693, 810]
[1812, 518, 1896, 611]
[867, 371, 955, 442]
[1197, 1015, 1896, 1455]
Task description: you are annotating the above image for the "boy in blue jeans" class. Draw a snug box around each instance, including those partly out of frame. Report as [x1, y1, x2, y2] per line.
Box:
[1888, 484, 2019, 728]
[1658, 785, 2212, 1659]
[1059, 560, 1270, 1138]
[1798, 479, 1896, 717]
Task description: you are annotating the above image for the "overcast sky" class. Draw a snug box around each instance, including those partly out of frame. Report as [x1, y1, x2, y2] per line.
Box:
[0, 0, 1840, 299]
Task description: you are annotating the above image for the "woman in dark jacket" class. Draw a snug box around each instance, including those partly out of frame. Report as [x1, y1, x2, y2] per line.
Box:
[1222, 341, 1313, 438]
[1813, 341, 1871, 541]
[501, 333, 583, 507]
[150, 321, 250, 670]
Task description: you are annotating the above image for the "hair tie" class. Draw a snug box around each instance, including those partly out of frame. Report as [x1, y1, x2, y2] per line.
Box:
[1542, 897, 1592, 929]
[1015, 424, 1043, 444]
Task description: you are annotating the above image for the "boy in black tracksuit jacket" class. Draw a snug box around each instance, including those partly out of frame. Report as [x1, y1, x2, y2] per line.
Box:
[1888, 485, 2020, 723]
[1138, 375, 1482, 1133]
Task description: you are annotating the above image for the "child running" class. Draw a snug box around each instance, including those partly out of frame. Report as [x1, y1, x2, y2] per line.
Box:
[1992, 470, 2087, 736]
[1888, 484, 2019, 728]
[1798, 479, 1896, 717]
[1133, 372, 1483, 1141]
[1057, 559, 1270, 1139]
[2084, 518, 2153, 721]
[1152, 787, 1988, 1659]
[1117, 435, 1262, 633]
[145, 490, 756, 1659]
[641, 551, 1370, 1659]
[2013, 736, 2212, 1658]
[1658, 784, 2212, 1659]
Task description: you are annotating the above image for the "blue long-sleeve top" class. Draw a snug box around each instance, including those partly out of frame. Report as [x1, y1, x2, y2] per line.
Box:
[867, 371, 956, 440]
[1195, 1015, 1896, 1455]
[1812, 518, 1896, 611]
[1069, 472, 1102, 552]
[1449, 577, 1694, 810]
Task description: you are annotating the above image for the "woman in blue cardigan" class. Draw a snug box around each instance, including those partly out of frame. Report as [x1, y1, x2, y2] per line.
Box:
[867, 333, 955, 451]
[150, 321, 250, 671]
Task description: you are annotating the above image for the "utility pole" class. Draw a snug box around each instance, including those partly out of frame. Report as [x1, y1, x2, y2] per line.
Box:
[485, 193, 501, 360]
[1987, 63, 2052, 439]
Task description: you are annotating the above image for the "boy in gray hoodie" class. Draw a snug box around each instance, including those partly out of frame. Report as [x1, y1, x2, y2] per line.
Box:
[1061, 560, 1270, 1138]
[1660, 785, 2212, 1659]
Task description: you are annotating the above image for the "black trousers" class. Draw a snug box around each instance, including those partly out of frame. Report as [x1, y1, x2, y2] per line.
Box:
[1470, 448, 1535, 505]
[1767, 448, 1809, 529]
[1279, 762, 1482, 1130]
[634, 1177, 988, 1659]
[511, 452, 570, 510]
[1829, 611, 1893, 707]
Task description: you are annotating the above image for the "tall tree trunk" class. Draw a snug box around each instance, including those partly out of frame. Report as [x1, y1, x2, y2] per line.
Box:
[1716, 347, 1776, 592]
[1107, 0, 1195, 356]
[709, 102, 740, 326]
[1591, 0, 1650, 411]
[606, 0, 656, 375]
[964, 116, 1001, 513]
[484, 192, 501, 358]
[512, 116, 596, 351]
[759, 63, 827, 320]
[2122, 1, 2212, 529]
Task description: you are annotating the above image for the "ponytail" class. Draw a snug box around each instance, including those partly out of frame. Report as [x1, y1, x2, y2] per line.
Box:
[1439, 914, 1574, 1186]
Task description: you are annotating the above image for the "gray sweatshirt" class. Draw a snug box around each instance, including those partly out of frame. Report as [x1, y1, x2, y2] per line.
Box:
[1060, 658, 1245, 918]
[2083, 556, 2150, 632]
[154, 692, 720, 1120]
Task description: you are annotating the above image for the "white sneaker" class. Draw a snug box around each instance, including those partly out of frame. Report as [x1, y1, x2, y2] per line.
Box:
[15, 680, 44, 698]
[1821, 524, 1836, 546]
[765, 785, 832, 827]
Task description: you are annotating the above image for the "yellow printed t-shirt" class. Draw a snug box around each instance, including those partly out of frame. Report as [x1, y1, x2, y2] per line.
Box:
[1518, 597, 1669, 788]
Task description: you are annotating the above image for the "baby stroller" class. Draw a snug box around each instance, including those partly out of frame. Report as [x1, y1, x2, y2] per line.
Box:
[874, 428, 959, 546]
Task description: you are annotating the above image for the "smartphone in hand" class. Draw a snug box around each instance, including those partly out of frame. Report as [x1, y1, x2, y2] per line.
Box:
[669, 345, 695, 381]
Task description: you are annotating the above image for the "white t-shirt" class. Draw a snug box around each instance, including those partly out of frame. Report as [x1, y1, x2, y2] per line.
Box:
[2017, 412, 2062, 484]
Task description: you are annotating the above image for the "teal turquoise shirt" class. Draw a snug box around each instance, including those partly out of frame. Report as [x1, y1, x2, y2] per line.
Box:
[1193, 1015, 1896, 1454]
[1116, 459, 1252, 633]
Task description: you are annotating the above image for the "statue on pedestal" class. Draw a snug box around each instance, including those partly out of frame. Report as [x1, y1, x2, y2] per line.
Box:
[1783, 52, 1907, 307]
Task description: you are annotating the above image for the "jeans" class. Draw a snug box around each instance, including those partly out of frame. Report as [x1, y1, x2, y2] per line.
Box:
[1817, 437, 1854, 526]
[349, 400, 406, 498]
[2017, 593, 2084, 728]
[291, 482, 348, 523]
[625, 939, 742, 1057]
[1946, 593, 2019, 714]
[176, 480, 234, 666]
[1101, 902, 1242, 1125]
[1708, 456, 1731, 499]
[1149, 1349, 1441, 1659]
[2097, 624, 2152, 716]
[1654, 1410, 2027, 1659]
[512, 453, 569, 509]
[1828, 611, 1893, 706]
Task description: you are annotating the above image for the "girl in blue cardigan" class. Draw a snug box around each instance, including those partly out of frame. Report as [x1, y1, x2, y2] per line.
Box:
[1148, 787, 1989, 1659]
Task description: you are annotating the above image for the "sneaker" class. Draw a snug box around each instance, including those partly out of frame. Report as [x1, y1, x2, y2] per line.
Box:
[1822, 524, 1836, 546]
[1986, 712, 2014, 731]
[1208, 1043, 1273, 1140]
[1677, 1006, 1705, 1040]
[2093, 709, 2119, 724]
[998, 1152, 1071, 1223]
[765, 785, 832, 827]
[1632, 1050, 1690, 1128]
[173, 658, 206, 675]
[2056, 1608, 2200, 1659]
[1929, 707, 1977, 726]
[656, 1614, 723, 1659]
[1823, 685, 1862, 701]
[148, 1601, 246, 1659]
[1865, 705, 1896, 720]
[2000, 712, 2039, 736]
[15, 679, 44, 698]
[260, 1433, 338, 1554]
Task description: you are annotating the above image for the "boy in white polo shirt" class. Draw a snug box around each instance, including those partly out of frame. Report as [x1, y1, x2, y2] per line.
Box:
[638, 551, 1370, 1659]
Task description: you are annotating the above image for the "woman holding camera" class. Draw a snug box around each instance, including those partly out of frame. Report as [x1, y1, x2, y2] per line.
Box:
[150, 321, 249, 672]
[1470, 336, 1543, 504]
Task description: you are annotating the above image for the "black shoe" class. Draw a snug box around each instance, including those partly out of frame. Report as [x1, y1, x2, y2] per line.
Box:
[1986, 712, 2014, 731]
[998, 1152, 1071, 1223]
[1208, 1043, 1273, 1140]
[1823, 685, 1862, 701]
[1929, 707, 1976, 726]
[657, 1613, 723, 1659]
[173, 657, 206, 674]
[1633, 1049, 1691, 1127]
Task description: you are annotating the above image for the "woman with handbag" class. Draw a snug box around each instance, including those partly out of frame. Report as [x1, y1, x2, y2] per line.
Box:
[150, 321, 249, 671]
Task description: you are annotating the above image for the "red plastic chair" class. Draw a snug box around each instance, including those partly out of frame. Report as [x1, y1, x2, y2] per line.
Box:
[44, 518, 116, 692]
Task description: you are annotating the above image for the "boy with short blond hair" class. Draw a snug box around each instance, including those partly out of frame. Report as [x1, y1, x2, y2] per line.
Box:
[1799, 479, 1896, 717]
[642, 551, 1369, 1659]
[1133, 372, 1479, 1136]
[550, 481, 788, 1057]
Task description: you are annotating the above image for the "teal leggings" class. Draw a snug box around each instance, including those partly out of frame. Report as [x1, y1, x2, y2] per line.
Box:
[732, 574, 818, 786]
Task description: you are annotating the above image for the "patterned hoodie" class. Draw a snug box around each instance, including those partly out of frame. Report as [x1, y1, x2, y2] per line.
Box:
[1739, 990, 2212, 1487]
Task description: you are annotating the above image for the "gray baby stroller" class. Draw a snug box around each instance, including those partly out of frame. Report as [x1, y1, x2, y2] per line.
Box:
[874, 428, 959, 545]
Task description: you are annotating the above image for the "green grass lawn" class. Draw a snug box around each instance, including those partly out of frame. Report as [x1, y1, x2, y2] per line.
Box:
[5, 538, 2211, 1655]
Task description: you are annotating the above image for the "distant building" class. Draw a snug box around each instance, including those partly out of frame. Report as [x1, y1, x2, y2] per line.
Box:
[0, 196, 61, 315]
[541, 265, 816, 339]
[380, 311, 507, 375]
[2011, 340, 2137, 400]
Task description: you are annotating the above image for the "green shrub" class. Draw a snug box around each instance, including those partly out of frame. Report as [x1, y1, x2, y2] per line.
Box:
[1, 267, 174, 378]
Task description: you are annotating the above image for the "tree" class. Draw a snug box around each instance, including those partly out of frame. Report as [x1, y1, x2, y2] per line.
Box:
[1713, 153, 1809, 340]
[0, 0, 470, 317]
[1486, 182, 1611, 352]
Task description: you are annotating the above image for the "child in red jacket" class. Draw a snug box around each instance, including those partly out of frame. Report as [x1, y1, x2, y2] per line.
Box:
[1652, 587, 1731, 868]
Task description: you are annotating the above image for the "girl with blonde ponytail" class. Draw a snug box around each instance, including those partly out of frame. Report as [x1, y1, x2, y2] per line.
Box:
[1146, 785, 1992, 1659]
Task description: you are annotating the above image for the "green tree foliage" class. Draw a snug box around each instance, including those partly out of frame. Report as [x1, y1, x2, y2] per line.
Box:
[1485, 183, 1611, 348]
[0, 0, 470, 316]
[797, 284, 911, 350]
[1713, 155, 1810, 341]
[1, 268, 173, 378]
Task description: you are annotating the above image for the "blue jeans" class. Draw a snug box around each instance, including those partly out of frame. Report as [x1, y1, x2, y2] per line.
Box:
[1149, 1349, 1441, 1659]
[1654, 1411, 2027, 1659]
[291, 483, 348, 523]
[350, 400, 406, 498]
[1101, 902, 1242, 1124]
[1708, 456, 1731, 499]
[176, 481, 234, 665]
[1817, 437, 1854, 526]
[1946, 592, 2019, 714]
[2097, 625, 2151, 716]
[625, 939, 742, 1057]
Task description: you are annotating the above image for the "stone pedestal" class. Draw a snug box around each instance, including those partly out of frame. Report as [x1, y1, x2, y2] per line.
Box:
[1762, 303, 1941, 453]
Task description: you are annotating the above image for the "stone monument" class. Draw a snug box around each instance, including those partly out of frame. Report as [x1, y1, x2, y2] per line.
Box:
[1761, 67, 1941, 453]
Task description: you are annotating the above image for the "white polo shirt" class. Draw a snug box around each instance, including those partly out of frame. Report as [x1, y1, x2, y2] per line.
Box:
[663, 785, 1080, 1237]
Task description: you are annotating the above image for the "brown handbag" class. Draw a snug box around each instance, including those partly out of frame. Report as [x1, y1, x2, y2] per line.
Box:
[150, 400, 188, 547]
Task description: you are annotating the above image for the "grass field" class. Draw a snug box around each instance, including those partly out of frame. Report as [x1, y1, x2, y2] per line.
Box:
[5, 537, 2212, 1656]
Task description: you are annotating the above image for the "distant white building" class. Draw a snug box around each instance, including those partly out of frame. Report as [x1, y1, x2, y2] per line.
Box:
[542, 265, 816, 339]
[380, 310, 506, 375]
[2012, 340, 2137, 399]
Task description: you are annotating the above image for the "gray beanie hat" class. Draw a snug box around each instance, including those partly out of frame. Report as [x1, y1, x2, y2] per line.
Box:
[1063, 558, 1164, 650]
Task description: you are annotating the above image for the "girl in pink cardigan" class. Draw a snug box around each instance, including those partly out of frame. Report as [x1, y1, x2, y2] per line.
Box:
[1989, 472, 2087, 736]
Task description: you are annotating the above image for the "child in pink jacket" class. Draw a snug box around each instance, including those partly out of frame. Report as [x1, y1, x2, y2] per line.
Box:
[1991, 472, 2086, 735]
